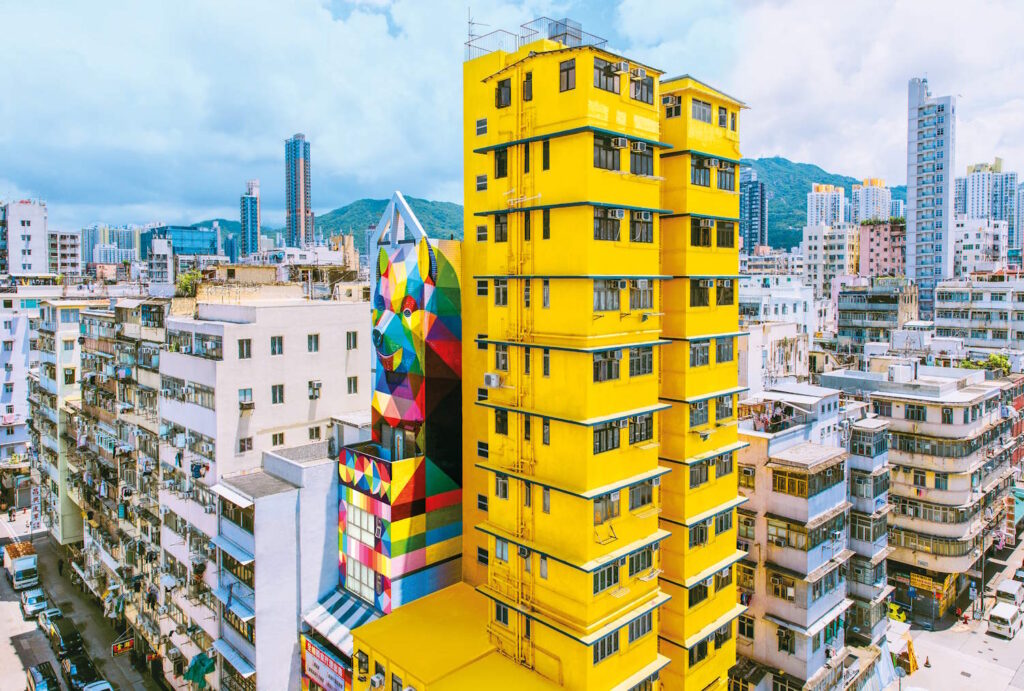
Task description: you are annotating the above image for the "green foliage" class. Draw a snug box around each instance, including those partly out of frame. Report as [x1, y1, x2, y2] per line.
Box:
[175, 269, 202, 297]
[743, 157, 907, 250]
[959, 353, 1010, 376]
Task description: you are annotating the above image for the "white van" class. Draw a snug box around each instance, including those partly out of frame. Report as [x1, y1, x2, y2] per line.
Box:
[997, 580, 1024, 612]
[989, 602, 1022, 638]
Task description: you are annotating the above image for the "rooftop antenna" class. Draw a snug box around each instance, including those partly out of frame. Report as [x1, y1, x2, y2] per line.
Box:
[467, 8, 488, 43]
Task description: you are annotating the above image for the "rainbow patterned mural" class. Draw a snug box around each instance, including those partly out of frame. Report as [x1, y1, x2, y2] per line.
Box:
[339, 191, 462, 614]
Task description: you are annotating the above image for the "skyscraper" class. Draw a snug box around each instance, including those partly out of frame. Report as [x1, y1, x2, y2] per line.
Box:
[806, 183, 845, 226]
[285, 133, 314, 247]
[956, 158, 1019, 249]
[905, 77, 955, 319]
[240, 178, 261, 257]
[851, 178, 891, 222]
[740, 167, 768, 249]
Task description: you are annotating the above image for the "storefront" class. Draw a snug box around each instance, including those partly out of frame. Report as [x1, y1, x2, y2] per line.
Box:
[300, 634, 350, 691]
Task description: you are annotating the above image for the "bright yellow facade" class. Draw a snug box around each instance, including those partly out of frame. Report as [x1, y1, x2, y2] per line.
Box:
[656, 76, 747, 691]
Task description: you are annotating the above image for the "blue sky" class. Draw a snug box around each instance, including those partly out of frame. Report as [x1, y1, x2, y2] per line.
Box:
[1, 0, 1022, 229]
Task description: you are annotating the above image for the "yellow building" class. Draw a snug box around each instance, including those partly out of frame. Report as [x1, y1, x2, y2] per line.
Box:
[350, 19, 744, 691]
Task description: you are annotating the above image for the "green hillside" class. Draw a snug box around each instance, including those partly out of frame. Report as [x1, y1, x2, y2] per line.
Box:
[744, 156, 906, 250]
[313, 197, 463, 240]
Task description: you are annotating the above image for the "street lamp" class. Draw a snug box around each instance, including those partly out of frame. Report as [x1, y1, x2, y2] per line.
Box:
[896, 666, 907, 690]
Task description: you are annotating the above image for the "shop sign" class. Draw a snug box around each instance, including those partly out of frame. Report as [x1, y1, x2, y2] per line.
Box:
[112, 638, 135, 656]
[301, 635, 348, 691]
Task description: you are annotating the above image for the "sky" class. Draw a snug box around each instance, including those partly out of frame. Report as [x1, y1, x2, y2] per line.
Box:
[1, 0, 1022, 229]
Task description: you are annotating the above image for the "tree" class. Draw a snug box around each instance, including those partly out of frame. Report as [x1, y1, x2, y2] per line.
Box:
[960, 353, 1010, 376]
[175, 269, 202, 297]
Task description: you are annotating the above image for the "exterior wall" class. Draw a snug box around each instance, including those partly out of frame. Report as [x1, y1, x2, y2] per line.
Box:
[801, 223, 859, 299]
[837, 277, 918, 352]
[5, 200, 50, 276]
[739, 275, 818, 335]
[858, 221, 906, 278]
[953, 216, 1008, 276]
[739, 322, 809, 395]
[285, 134, 313, 247]
[240, 180, 261, 259]
[807, 185, 845, 227]
[935, 276, 1024, 349]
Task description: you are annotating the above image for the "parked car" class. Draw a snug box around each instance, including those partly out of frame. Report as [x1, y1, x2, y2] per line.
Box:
[82, 683, 114, 691]
[989, 602, 1022, 639]
[48, 617, 85, 659]
[25, 661, 60, 691]
[20, 588, 48, 619]
[61, 653, 100, 691]
[36, 606, 62, 630]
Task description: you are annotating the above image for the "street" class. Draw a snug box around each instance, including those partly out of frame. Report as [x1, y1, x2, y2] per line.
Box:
[1, 510, 160, 691]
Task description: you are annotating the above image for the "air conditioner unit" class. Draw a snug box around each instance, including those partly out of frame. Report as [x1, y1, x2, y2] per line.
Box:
[616, 418, 629, 429]
[611, 137, 629, 149]
[638, 211, 652, 222]
[630, 67, 646, 80]
[707, 158, 721, 169]
[652, 477, 661, 486]
[770, 575, 782, 585]
[483, 373, 502, 389]
[661, 95, 676, 106]
[617, 279, 629, 290]
[741, 467, 755, 476]
[630, 141, 648, 153]
[636, 279, 649, 289]
[613, 61, 630, 73]
[608, 208, 626, 220]
[773, 538, 786, 547]
[239, 400, 254, 411]
[699, 279, 714, 288]
[831, 530, 843, 540]
[699, 218, 715, 229]
[370, 674, 386, 689]
[518, 545, 529, 558]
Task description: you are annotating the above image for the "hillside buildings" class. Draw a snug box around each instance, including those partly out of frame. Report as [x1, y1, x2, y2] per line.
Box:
[858, 220, 906, 278]
[807, 184, 846, 227]
[851, 179, 891, 224]
[285, 133, 314, 248]
[740, 167, 768, 250]
[240, 179, 261, 259]
[905, 77, 956, 320]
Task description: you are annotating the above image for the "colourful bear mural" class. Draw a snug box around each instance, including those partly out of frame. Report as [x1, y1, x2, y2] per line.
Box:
[339, 192, 462, 614]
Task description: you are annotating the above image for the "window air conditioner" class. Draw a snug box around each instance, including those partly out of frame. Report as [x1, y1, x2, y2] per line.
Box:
[639, 211, 652, 222]
[661, 95, 675, 106]
[518, 546, 529, 558]
[613, 61, 630, 73]
[616, 418, 629, 429]
[652, 477, 660, 486]
[699, 218, 715, 229]
[699, 280, 714, 288]
[608, 208, 626, 220]
[483, 373, 502, 389]
[630, 67, 646, 80]
[704, 158, 720, 169]
[611, 137, 629, 149]
[630, 141, 648, 153]
[370, 674, 385, 689]
[636, 279, 649, 289]
[770, 575, 781, 585]
[617, 279, 629, 290]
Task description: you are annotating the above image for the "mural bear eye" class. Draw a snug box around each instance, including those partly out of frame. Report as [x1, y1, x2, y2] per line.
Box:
[374, 294, 386, 312]
[401, 295, 417, 318]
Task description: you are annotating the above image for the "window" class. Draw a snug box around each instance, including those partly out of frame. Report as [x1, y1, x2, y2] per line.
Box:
[495, 78, 511, 108]
[770, 573, 796, 601]
[309, 426, 321, 440]
[593, 57, 620, 93]
[63, 368, 75, 384]
[593, 207, 621, 241]
[494, 213, 508, 242]
[594, 491, 620, 523]
[594, 422, 620, 454]
[717, 220, 735, 247]
[594, 562, 619, 594]
[692, 98, 712, 123]
[392, 675, 403, 691]
[238, 437, 252, 453]
[691, 217, 712, 246]
[495, 409, 508, 435]
[270, 335, 283, 355]
[495, 475, 509, 500]
[630, 75, 654, 104]
[524, 280, 531, 308]
[542, 209, 550, 238]
[271, 384, 284, 404]
[495, 602, 509, 626]
[272, 432, 284, 446]
[476, 279, 488, 297]
[494, 279, 508, 306]
[476, 174, 487, 191]
[689, 578, 710, 606]
[522, 72, 532, 101]
[476, 224, 487, 242]
[691, 157, 711, 187]
[715, 511, 733, 534]
[593, 631, 619, 665]
[236, 338, 252, 359]
[630, 211, 653, 243]
[905, 404, 926, 422]
[629, 548, 653, 577]
[62, 340, 74, 351]
[347, 376, 358, 394]
[494, 148, 508, 178]
[594, 135, 620, 171]
[629, 612, 652, 642]
[731, 112, 737, 131]
[738, 614, 754, 639]
[629, 413, 653, 444]
[542, 279, 550, 307]
[559, 59, 575, 91]
[477, 494, 488, 511]
[716, 450, 734, 475]
[873, 400, 892, 417]
[718, 105, 728, 127]
[594, 280, 620, 311]
[524, 144, 530, 174]
[475, 118, 487, 135]
[630, 280, 653, 309]
[941, 407, 953, 424]
[913, 469, 926, 488]
[238, 387, 253, 403]
[631, 144, 654, 176]
[477, 441, 488, 458]
[718, 165, 736, 192]
[630, 346, 653, 376]
[542, 486, 550, 512]
[628, 481, 653, 510]
[934, 472, 948, 490]
[690, 341, 710, 367]
[690, 400, 709, 427]
[593, 350, 621, 382]
[717, 279, 734, 306]
[346, 331, 358, 350]
[664, 95, 681, 118]
[542, 348, 550, 376]
[688, 636, 709, 666]
[307, 333, 319, 352]
[689, 519, 710, 548]
[716, 337, 733, 362]
[542, 140, 550, 170]
[495, 344, 508, 371]
[777, 626, 795, 654]
[691, 279, 710, 307]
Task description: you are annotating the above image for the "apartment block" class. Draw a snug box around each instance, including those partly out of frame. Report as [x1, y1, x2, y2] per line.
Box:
[740, 168, 768, 250]
[801, 224, 859, 299]
[958, 158, 1019, 250]
[741, 248, 804, 277]
[3, 199, 50, 276]
[836, 277, 918, 353]
[851, 179, 891, 224]
[240, 180, 261, 259]
[739, 322, 809, 395]
[807, 185, 846, 227]
[857, 221, 905, 278]
[286, 134, 314, 248]
[934, 273, 1024, 349]
[953, 215, 1008, 277]
[739, 275, 819, 336]
[48, 228, 82, 277]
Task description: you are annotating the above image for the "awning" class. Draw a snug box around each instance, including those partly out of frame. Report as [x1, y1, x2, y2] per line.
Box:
[211, 535, 254, 565]
[115, 298, 145, 309]
[303, 590, 380, 657]
[212, 639, 255, 678]
[212, 585, 255, 622]
[209, 483, 252, 509]
[765, 598, 854, 638]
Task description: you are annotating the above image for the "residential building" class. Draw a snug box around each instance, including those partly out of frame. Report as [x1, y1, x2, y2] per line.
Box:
[739, 321, 809, 395]
[286, 133, 314, 248]
[958, 158, 1018, 249]
[890, 199, 905, 219]
[741, 248, 804, 276]
[240, 179, 261, 258]
[148, 238, 175, 286]
[3, 199, 50, 276]
[141, 226, 221, 261]
[819, 365, 1019, 623]
[905, 77, 956, 319]
[81, 224, 143, 267]
[858, 220, 905, 278]
[801, 223, 859, 299]
[739, 275, 819, 336]
[851, 179, 891, 224]
[740, 167, 768, 250]
[837, 277, 918, 354]
[934, 273, 1024, 349]
[807, 184, 845, 227]
[92, 244, 137, 266]
[953, 215, 1008, 276]
[47, 229, 82, 277]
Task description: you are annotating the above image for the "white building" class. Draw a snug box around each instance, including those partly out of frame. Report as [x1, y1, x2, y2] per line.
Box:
[47, 229, 81, 277]
[739, 321, 809, 395]
[93, 243, 137, 265]
[149, 238, 174, 286]
[807, 184, 846, 227]
[890, 199, 905, 219]
[934, 274, 1024, 349]
[3, 199, 50, 276]
[742, 248, 804, 276]
[957, 159, 1019, 251]
[801, 223, 859, 299]
[952, 215, 1008, 276]
[739, 274, 820, 335]
[906, 77, 956, 319]
[851, 179, 891, 223]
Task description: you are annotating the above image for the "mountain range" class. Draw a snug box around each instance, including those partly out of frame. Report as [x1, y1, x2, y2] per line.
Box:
[191, 158, 903, 252]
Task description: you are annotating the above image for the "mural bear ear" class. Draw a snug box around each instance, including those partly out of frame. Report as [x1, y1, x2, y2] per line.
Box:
[418, 238, 438, 285]
[377, 247, 390, 282]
